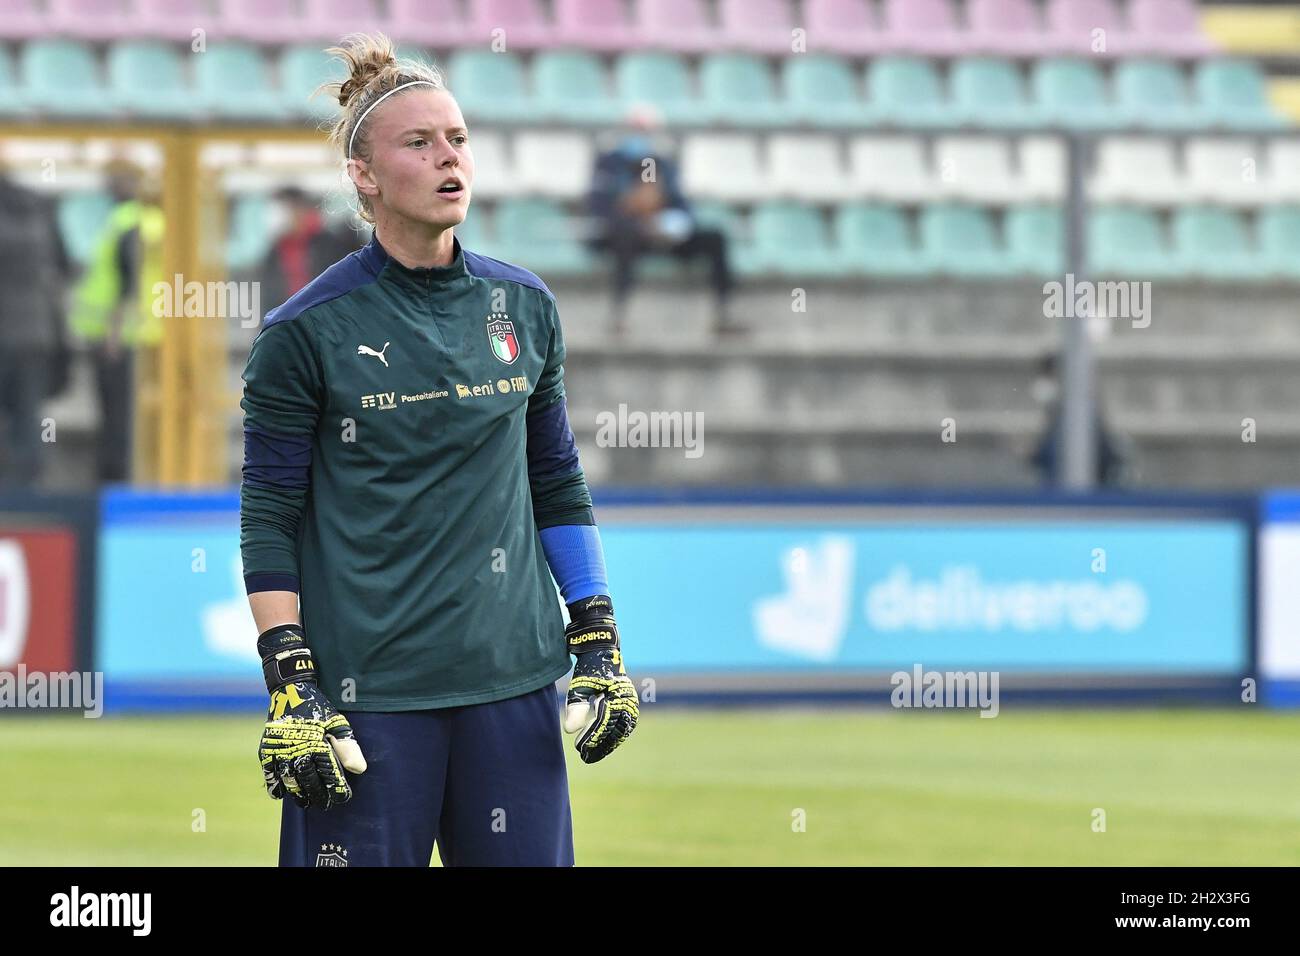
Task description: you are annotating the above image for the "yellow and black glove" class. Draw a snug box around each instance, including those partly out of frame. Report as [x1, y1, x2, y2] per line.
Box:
[257, 624, 366, 810]
[562, 595, 638, 764]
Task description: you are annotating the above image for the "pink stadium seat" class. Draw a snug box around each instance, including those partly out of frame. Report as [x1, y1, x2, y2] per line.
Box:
[554, 0, 640, 51]
[388, 0, 473, 48]
[221, 0, 309, 44]
[804, 0, 888, 56]
[634, 0, 721, 54]
[134, 0, 214, 41]
[880, 0, 965, 57]
[1120, 0, 1218, 57]
[300, 0, 392, 43]
[468, 0, 555, 50]
[0, 0, 48, 39]
[719, 0, 799, 55]
[966, 0, 1045, 58]
[1043, 0, 1124, 56]
[47, 0, 137, 40]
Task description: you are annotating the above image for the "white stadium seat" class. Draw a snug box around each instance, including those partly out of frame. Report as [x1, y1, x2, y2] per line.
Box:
[1185, 137, 1264, 205]
[1017, 136, 1066, 202]
[847, 136, 937, 203]
[511, 132, 595, 200]
[1089, 137, 1187, 205]
[767, 134, 848, 203]
[466, 130, 514, 198]
[934, 136, 1019, 203]
[681, 133, 767, 202]
[1266, 139, 1300, 202]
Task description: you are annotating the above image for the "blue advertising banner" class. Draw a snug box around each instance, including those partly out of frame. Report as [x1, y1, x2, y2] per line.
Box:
[605, 521, 1248, 673]
[96, 490, 1253, 708]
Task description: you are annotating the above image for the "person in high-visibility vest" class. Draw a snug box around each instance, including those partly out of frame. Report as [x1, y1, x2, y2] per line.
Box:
[69, 162, 165, 483]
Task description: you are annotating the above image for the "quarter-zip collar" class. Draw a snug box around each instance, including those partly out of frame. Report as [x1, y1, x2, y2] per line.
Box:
[360, 230, 468, 291]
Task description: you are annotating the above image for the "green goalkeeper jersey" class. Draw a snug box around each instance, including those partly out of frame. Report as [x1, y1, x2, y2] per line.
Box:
[240, 233, 593, 710]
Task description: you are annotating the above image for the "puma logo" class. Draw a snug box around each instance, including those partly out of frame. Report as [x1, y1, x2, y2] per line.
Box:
[357, 342, 390, 367]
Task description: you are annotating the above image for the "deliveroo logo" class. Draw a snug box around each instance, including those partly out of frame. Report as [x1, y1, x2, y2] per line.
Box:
[753, 537, 855, 661]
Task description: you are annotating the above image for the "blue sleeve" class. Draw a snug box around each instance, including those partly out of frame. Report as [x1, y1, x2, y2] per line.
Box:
[539, 524, 609, 605]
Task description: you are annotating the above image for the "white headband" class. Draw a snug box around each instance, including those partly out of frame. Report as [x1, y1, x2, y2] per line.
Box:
[347, 80, 438, 160]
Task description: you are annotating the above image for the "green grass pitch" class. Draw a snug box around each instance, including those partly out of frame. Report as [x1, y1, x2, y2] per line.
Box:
[2, 708, 1297, 866]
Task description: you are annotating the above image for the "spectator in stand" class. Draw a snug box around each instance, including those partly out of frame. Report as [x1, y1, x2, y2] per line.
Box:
[258, 187, 364, 308]
[0, 166, 71, 488]
[587, 105, 739, 336]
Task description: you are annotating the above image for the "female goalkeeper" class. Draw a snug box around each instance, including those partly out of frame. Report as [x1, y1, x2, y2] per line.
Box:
[240, 33, 636, 867]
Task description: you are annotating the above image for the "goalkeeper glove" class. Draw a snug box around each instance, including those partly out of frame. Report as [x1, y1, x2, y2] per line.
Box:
[562, 595, 638, 764]
[257, 624, 366, 810]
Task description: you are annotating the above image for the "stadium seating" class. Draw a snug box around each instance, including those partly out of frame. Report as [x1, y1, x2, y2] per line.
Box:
[966, 0, 1044, 58]
[699, 54, 786, 127]
[1004, 204, 1064, 277]
[1257, 206, 1300, 280]
[1113, 59, 1201, 130]
[1031, 59, 1113, 128]
[57, 190, 116, 264]
[1173, 205, 1264, 279]
[950, 57, 1032, 128]
[195, 42, 287, 120]
[1195, 59, 1288, 129]
[804, 0, 889, 57]
[19, 40, 102, 116]
[490, 197, 592, 274]
[749, 202, 842, 276]
[108, 41, 192, 120]
[388, 0, 473, 47]
[616, 53, 711, 126]
[279, 45, 347, 122]
[634, 0, 721, 54]
[134, 0, 215, 42]
[445, 50, 534, 123]
[0, 0, 46, 40]
[834, 203, 928, 276]
[782, 54, 865, 127]
[880, 0, 966, 57]
[920, 203, 1015, 277]
[533, 50, 623, 125]
[866, 56, 953, 126]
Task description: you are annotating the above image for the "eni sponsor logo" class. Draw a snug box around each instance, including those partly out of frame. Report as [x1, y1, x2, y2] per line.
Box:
[456, 374, 528, 399]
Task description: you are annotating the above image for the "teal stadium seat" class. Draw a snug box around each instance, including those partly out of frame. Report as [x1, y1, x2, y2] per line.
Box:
[1088, 206, 1182, 278]
[533, 51, 622, 126]
[615, 53, 710, 126]
[699, 54, 785, 127]
[21, 40, 102, 116]
[226, 194, 273, 272]
[782, 54, 864, 128]
[1257, 206, 1300, 280]
[1031, 59, 1112, 129]
[58, 191, 116, 266]
[834, 204, 928, 277]
[108, 41, 191, 120]
[0, 45, 29, 116]
[491, 198, 592, 276]
[1005, 205, 1064, 277]
[1172, 205, 1266, 280]
[280, 45, 348, 122]
[750, 202, 842, 277]
[452, 201, 493, 255]
[195, 43, 286, 121]
[1113, 59, 1201, 130]
[951, 58, 1032, 129]
[1194, 60, 1287, 130]
[867, 57, 953, 128]
[446, 51, 533, 124]
[919, 204, 1013, 277]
